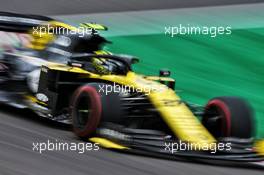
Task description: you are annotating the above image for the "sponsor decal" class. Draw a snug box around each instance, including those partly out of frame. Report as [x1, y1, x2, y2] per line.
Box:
[36, 93, 49, 103]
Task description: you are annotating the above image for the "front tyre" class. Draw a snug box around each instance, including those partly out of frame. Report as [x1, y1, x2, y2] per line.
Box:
[202, 96, 254, 139]
[71, 83, 122, 139]
[71, 85, 102, 139]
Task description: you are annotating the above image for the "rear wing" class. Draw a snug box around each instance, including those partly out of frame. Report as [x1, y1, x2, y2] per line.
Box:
[0, 12, 109, 50]
[80, 23, 108, 31]
[0, 12, 53, 33]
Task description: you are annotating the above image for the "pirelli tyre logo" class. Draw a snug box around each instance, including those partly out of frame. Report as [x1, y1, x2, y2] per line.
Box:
[36, 93, 49, 103]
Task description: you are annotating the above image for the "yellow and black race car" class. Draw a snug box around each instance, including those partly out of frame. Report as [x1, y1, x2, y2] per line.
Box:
[0, 12, 263, 167]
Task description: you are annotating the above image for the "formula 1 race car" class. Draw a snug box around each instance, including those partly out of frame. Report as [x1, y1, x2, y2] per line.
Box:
[0, 12, 263, 167]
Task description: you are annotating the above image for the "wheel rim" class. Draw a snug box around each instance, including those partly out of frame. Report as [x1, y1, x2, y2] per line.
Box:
[203, 100, 231, 138]
[203, 106, 225, 138]
[71, 85, 102, 138]
[75, 94, 92, 130]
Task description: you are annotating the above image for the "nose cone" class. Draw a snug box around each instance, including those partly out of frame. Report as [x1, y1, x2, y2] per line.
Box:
[255, 140, 264, 156]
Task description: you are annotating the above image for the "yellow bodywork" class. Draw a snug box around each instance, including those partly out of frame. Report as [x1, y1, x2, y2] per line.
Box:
[80, 23, 108, 31]
[255, 140, 264, 156]
[46, 62, 216, 148]
[144, 76, 175, 82]
[89, 137, 128, 149]
[24, 19, 216, 148]
[27, 21, 77, 50]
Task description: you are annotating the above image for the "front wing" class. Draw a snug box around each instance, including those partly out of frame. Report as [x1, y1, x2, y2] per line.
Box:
[89, 124, 264, 168]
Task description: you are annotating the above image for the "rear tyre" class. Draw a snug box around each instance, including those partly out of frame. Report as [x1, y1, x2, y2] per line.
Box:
[71, 83, 122, 139]
[202, 96, 254, 139]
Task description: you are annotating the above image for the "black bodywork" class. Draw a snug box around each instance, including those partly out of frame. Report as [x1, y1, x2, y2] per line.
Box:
[0, 12, 263, 168]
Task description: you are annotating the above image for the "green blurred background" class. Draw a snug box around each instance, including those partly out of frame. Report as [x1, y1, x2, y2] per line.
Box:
[107, 28, 264, 138]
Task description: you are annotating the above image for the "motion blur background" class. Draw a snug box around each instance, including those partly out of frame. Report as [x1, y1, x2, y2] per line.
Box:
[5, 0, 262, 137]
[0, 0, 264, 174]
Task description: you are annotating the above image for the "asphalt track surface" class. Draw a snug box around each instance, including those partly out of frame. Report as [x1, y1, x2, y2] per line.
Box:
[0, 0, 264, 175]
[0, 106, 263, 175]
[0, 0, 263, 15]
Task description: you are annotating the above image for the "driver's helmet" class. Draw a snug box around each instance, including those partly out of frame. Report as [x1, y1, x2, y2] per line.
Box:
[91, 50, 115, 75]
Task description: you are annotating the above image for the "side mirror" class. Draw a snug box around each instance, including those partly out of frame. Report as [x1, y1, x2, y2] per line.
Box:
[159, 69, 171, 77]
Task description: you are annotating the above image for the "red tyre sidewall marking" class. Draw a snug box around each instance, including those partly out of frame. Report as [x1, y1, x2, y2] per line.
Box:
[71, 86, 102, 137]
[207, 99, 231, 137]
